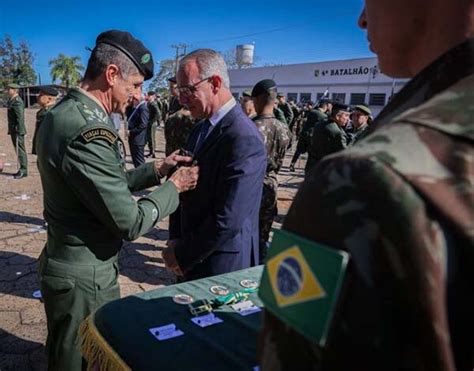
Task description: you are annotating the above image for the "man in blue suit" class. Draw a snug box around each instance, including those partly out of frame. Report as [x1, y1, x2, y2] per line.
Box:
[127, 93, 149, 167]
[164, 49, 266, 281]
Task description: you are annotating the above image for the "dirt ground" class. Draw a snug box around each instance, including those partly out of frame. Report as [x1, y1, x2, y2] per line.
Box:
[0, 107, 305, 370]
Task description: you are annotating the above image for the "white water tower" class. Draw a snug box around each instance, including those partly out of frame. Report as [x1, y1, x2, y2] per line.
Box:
[236, 44, 255, 69]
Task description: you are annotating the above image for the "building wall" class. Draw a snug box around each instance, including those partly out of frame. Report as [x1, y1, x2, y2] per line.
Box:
[228, 57, 409, 117]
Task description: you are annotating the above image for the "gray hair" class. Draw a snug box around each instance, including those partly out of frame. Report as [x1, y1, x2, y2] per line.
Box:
[84, 43, 140, 81]
[179, 49, 230, 88]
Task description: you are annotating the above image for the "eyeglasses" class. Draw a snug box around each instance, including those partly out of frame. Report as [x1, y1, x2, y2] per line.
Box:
[176, 76, 212, 97]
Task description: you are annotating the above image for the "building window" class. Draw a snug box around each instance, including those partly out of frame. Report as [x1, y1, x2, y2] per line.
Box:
[369, 93, 386, 106]
[350, 93, 366, 105]
[332, 93, 346, 104]
[300, 93, 311, 103]
[287, 93, 298, 102]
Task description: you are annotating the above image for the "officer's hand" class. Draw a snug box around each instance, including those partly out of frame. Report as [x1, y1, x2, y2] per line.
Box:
[169, 165, 199, 193]
[158, 149, 194, 176]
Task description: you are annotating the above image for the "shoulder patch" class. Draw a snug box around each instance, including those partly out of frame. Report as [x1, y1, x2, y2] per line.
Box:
[81, 127, 118, 144]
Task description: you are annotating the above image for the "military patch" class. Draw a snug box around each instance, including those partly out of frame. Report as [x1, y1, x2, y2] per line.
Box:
[259, 229, 349, 346]
[81, 127, 118, 144]
[141, 53, 151, 64]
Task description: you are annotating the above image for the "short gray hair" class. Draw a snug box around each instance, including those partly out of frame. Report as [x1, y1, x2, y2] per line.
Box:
[179, 49, 230, 88]
[84, 43, 140, 81]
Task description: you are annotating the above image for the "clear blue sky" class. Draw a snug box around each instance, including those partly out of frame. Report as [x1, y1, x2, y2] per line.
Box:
[0, 0, 373, 84]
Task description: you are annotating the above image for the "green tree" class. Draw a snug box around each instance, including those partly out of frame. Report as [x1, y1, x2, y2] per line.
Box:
[49, 54, 84, 88]
[0, 35, 37, 87]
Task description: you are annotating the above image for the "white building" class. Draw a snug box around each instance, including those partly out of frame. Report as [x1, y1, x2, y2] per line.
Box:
[229, 57, 409, 117]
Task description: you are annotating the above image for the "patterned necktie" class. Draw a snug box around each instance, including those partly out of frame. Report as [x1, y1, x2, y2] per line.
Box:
[194, 119, 212, 152]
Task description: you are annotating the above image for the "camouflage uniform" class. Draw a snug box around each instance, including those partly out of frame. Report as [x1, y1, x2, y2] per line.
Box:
[259, 39, 474, 371]
[164, 108, 195, 156]
[253, 115, 290, 263]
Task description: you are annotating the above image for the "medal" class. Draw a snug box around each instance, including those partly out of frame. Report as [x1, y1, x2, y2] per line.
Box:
[209, 285, 230, 296]
[239, 279, 259, 289]
[173, 294, 194, 305]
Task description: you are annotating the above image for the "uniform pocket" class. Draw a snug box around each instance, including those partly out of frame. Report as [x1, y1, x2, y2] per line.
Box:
[95, 262, 120, 306]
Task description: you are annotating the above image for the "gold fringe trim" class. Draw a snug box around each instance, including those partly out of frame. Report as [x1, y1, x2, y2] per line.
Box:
[78, 313, 131, 371]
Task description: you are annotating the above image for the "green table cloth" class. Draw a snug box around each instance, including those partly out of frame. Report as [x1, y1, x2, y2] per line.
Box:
[79, 266, 264, 371]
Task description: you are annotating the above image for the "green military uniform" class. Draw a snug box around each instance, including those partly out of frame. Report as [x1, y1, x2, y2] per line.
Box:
[273, 107, 287, 126]
[253, 115, 290, 263]
[164, 108, 195, 156]
[290, 108, 328, 170]
[36, 30, 175, 371]
[259, 39, 474, 371]
[277, 100, 294, 127]
[7, 92, 28, 175]
[306, 118, 348, 173]
[32, 105, 53, 155]
[37, 87, 179, 370]
[146, 99, 160, 157]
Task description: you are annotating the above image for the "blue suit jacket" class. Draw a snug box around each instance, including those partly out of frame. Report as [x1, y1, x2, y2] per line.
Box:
[127, 102, 149, 145]
[172, 104, 266, 280]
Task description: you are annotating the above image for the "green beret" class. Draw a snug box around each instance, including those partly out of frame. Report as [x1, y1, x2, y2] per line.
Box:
[7, 83, 21, 89]
[39, 85, 59, 96]
[95, 30, 154, 80]
[251, 79, 277, 97]
[353, 104, 372, 115]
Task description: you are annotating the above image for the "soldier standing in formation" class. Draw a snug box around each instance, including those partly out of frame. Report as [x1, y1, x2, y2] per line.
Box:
[251, 80, 290, 263]
[305, 102, 350, 173]
[32, 86, 58, 155]
[6, 83, 28, 179]
[259, 0, 474, 369]
[36, 30, 199, 370]
[145, 90, 160, 158]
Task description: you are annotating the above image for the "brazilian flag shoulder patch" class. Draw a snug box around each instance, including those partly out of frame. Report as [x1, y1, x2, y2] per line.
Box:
[259, 229, 349, 346]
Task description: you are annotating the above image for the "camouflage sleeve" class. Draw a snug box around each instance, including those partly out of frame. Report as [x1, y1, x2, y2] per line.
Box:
[262, 154, 452, 370]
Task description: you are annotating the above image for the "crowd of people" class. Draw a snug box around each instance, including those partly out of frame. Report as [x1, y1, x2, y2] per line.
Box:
[2, 0, 473, 369]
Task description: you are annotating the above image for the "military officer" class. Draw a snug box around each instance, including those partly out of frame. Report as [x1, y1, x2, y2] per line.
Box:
[251, 80, 290, 263]
[6, 83, 27, 179]
[259, 0, 474, 370]
[348, 104, 372, 144]
[289, 98, 332, 171]
[145, 90, 160, 158]
[167, 75, 181, 116]
[164, 105, 195, 156]
[305, 102, 350, 173]
[36, 30, 199, 371]
[32, 86, 59, 155]
[276, 92, 294, 127]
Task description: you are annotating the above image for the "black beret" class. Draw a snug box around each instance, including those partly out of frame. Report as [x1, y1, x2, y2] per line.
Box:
[39, 86, 59, 97]
[147, 90, 156, 96]
[251, 79, 277, 97]
[331, 103, 352, 113]
[168, 76, 177, 83]
[353, 104, 372, 115]
[95, 30, 154, 80]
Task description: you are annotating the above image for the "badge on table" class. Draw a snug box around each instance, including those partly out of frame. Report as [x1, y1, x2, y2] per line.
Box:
[240, 279, 258, 289]
[173, 294, 194, 305]
[259, 229, 349, 346]
[209, 285, 229, 296]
